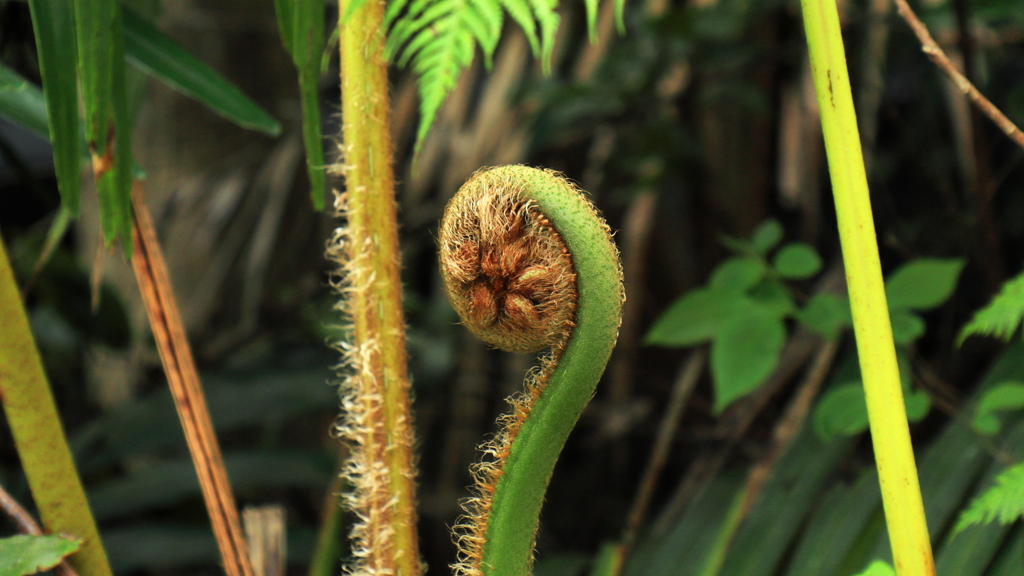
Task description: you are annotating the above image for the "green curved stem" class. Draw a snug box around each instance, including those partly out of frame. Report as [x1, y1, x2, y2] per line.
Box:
[478, 166, 624, 575]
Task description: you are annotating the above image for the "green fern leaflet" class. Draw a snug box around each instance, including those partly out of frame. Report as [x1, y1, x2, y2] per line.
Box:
[959, 271, 1024, 345]
[384, 0, 615, 155]
[953, 460, 1024, 535]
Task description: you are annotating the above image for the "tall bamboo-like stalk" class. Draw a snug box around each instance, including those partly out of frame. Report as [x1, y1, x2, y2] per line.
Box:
[332, 1, 422, 574]
[799, 0, 935, 574]
[0, 234, 113, 576]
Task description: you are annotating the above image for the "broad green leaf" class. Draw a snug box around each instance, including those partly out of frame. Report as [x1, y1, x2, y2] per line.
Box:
[709, 257, 764, 293]
[711, 305, 785, 413]
[798, 292, 850, 340]
[953, 460, 1024, 534]
[74, 0, 133, 255]
[814, 353, 927, 440]
[645, 288, 751, 347]
[0, 534, 82, 576]
[27, 0, 81, 215]
[884, 258, 965, 311]
[890, 309, 925, 345]
[814, 382, 868, 441]
[122, 8, 281, 136]
[959, 271, 1024, 345]
[904, 388, 931, 422]
[750, 219, 783, 254]
[0, 66, 50, 140]
[748, 279, 796, 317]
[853, 560, 896, 576]
[773, 242, 822, 279]
[973, 382, 1024, 435]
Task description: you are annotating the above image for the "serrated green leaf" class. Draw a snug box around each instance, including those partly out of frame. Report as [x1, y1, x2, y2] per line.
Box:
[750, 219, 783, 254]
[123, 8, 281, 136]
[972, 382, 1024, 435]
[954, 460, 1024, 535]
[884, 258, 965, 311]
[813, 382, 868, 441]
[74, 0, 133, 256]
[387, 0, 564, 155]
[773, 242, 822, 279]
[853, 560, 896, 576]
[890, 309, 925, 345]
[709, 257, 764, 293]
[711, 305, 785, 413]
[959, 271, 1024, 345]
[798, 292, 850, 340]
[0, 534, 82, 576]
[645, 288, 752, 347]
[26, 0, 81, 215]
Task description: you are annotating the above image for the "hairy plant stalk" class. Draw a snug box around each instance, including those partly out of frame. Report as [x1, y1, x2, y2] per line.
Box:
[439, 166, 624, 576]
[332, 1, 421, 574]
[0, 232, 113, 576]
[799, 0, 935, 574]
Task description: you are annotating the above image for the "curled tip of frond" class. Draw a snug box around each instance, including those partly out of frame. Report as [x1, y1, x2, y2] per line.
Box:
[439, 168, 578, 353]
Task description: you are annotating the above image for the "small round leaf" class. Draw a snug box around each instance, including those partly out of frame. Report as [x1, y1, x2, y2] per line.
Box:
[773, 243, 822, 279]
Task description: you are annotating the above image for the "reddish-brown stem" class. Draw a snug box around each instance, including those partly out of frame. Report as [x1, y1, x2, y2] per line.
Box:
[130, 182, 253, 576]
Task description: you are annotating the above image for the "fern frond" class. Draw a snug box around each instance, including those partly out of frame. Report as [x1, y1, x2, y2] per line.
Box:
[958, 271, 1024, 345]
[386, 0, 566, 155]
[953, 460, 1024, 535]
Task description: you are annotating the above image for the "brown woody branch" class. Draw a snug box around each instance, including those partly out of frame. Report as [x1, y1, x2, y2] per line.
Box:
[894, 0, 1024, 151]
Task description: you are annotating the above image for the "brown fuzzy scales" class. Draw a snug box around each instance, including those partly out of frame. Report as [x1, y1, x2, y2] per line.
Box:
[328, 190, 420, 576]
[439, 170, 582, 576]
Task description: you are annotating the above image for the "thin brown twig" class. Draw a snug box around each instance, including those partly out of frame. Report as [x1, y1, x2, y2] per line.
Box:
[0, 482, 43, 536]
[894, 0, 1024, 151]
[0, 482, 80, 576]
[130, 182, 254, 576]
[621, 348, 706, 554]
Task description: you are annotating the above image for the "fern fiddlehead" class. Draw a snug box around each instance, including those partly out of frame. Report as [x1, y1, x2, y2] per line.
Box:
[439, 165, 625, 576]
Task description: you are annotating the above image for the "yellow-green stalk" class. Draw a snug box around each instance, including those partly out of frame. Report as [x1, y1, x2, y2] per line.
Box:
[798, 1, 935, 574]
[0, 233, 113, 576]
[333, 1, 421, 574]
